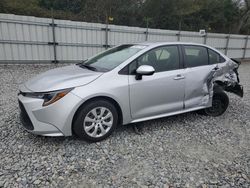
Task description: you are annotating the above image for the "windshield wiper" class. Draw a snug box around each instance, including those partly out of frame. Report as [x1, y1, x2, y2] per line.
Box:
[76, 59, 87, 66]
[79, 64, 97, 71]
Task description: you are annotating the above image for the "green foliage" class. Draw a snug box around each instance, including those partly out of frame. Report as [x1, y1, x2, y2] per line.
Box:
[0, 0, 249, 34]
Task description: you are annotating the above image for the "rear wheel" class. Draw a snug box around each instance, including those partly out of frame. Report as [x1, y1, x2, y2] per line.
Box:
[73, 100, 118, 142]
[203, 91, 229, 117]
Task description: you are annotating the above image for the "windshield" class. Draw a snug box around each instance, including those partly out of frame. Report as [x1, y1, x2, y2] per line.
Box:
[81, 44, 147, 72]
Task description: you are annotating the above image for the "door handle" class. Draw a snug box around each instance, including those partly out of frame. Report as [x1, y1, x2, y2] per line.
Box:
[173, 74, 185, 80]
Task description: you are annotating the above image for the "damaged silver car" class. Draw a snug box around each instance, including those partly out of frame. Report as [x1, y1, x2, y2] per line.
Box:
[18, 42, 243, 142]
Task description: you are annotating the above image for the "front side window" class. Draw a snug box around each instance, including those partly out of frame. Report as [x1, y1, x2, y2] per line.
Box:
[184, 46, 209, 68]
[82, 44, 146, 72]
[129, 45, 180, 74]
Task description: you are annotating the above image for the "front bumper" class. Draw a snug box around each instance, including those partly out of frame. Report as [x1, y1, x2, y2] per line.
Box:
[19, 100, 35, 131]
[18, 91, 82, 136]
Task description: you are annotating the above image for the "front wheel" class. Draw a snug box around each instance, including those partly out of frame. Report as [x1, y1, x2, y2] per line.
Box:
[73, 100, 118, 142]
[203, 91, 229, 117]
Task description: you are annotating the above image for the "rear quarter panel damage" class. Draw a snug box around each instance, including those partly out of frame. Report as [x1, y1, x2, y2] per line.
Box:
[206, 59, 243, 107]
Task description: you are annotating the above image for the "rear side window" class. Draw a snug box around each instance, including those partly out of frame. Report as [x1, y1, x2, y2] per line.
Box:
[208, 49, 225, 64]
[184, 46, 209, 68]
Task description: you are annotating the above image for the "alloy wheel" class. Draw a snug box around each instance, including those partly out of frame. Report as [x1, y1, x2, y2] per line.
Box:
[83, 107, 113, 138]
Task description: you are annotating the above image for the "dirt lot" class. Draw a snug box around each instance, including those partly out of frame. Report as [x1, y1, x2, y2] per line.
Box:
[0, 63, 249, 187]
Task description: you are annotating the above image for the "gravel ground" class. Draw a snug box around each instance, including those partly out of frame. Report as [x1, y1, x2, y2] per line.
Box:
[0, 63, 249, 188]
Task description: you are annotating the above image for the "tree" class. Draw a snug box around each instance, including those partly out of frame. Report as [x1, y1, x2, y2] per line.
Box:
[0, 0, 6, 12]
[0, 0, 250, 34]
[232, 0, 250, 33]
[186, 0, 239, 33]
[141, 0, 201, 30]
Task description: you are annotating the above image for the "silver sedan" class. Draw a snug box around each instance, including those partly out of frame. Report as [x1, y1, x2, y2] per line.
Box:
[18, 42, 243, 142]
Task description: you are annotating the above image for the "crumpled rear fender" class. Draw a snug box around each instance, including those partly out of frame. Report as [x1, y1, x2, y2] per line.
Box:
[209, 58, 244, 98]
[214, 80, 243, 97]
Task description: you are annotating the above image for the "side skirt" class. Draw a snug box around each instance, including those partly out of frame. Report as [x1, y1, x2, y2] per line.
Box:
[130, 106, 208, 123]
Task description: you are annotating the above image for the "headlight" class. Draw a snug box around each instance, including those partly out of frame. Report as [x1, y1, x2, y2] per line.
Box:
[42, 88, 73, 106]
[20, 88, 73, 106]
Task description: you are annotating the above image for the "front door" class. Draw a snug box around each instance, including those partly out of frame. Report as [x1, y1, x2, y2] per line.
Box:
[128, 45, 185, 120]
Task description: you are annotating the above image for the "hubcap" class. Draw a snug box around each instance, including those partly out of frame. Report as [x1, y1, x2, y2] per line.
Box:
[83, 107, 113, 138]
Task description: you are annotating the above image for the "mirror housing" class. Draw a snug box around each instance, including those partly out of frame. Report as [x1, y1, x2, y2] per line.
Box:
[135, 65, 155, 80]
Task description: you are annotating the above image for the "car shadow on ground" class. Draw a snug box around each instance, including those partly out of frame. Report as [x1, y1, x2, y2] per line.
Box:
[18, 111, 200, 146]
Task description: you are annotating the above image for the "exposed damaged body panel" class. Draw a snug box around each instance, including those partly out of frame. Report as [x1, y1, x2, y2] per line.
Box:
[213, 58, 243, 97]
[183, 56, 243, 110]
[214, 59, 243, 98]
[202, 58, 244, 108]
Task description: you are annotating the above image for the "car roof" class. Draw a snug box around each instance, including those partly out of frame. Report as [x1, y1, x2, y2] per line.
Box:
[129, 41, 228, 60]
[134, 41, 208, 47]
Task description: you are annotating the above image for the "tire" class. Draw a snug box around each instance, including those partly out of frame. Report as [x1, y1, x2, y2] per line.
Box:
[203, 90, 229, 117]
[73, 100, 118, 142]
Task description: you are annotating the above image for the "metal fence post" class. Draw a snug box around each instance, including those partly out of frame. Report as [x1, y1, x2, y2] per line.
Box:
[101, 25, 110, 49]
[145, 27, 149, 41]
[243, 35, 249, 59]
[203, 34, 207, 44]
[105, 23, 109, 49]
[177, 31, 181, 41]
[225, 34, 230, 55]
[49, 18, 58, 63]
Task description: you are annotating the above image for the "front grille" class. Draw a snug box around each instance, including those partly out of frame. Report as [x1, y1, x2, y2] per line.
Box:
[18, 100, 34, 130]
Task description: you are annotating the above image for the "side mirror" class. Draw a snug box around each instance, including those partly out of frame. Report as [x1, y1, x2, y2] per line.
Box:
[135, 65, 155, 80]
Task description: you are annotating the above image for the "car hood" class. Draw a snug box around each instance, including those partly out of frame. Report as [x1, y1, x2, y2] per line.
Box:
[23, 65, 103, 92]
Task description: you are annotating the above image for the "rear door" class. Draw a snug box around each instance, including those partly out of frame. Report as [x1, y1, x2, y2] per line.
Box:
[182, 45, 217, 109]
